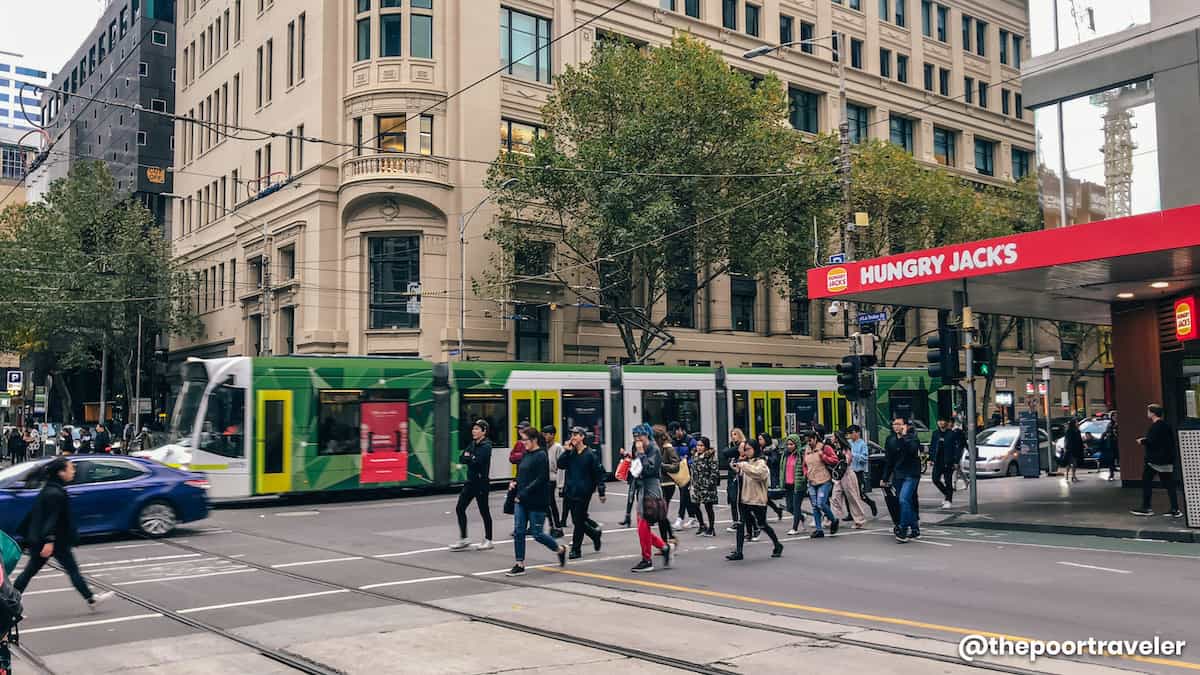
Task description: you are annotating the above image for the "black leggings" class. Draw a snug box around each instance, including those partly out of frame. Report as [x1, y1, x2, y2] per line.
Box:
[455, 482, 493, 540]
[699, 502, 715, 529]
[677, 482, 697, 520]
[15, 545, 92, 600]
[659, 483, 676, 540]
[735, 504, 780, 553]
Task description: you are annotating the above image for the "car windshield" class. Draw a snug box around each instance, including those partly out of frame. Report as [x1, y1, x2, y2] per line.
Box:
[1079, 419, 1110, 435]
[977, 428, 1018, 447]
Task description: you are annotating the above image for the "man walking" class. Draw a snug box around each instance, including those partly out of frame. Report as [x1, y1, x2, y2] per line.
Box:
[1131, 404, 1183, 518]
[449, 420, 494, 551]
[882, 417, 922, 542]
[543, 425, 567, 539]
[14, 458, 113, 610]
[929, 416, 965, 509]
[558, 427, 605, 558]
[846, 425, 877, 517]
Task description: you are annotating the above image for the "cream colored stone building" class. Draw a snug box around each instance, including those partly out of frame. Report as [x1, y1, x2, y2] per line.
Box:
[170, 0, 1068, 394]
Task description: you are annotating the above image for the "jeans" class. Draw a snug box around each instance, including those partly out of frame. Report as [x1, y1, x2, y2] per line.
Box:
[931, 465, 955, 502]
[735, 504, 780, 553]
[512, 503, 558, 563]
[855, 470, 877, 514]
[894, 475, 920, 534]
[808, 482, 837, 532]
[455, 482, 493, 540]
[1141, 464, 1179, 512]
[15, 545, 93, 600]
[637, 517, 666, 561]
[566, 496, 602, 552]
[785, 485, 806, 529]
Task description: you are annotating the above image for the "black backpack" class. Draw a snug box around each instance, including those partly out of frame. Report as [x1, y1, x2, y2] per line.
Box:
[0, 574, 22, 640]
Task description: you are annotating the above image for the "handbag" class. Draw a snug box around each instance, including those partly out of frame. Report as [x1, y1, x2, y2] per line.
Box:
[668, 459, 691, 487]
[502, 486, 517, 515]
[630, 457, 644, 478]
[615, 457, 631, 481]
[642, 495, 668, 525]
[828, 446, 848, 481]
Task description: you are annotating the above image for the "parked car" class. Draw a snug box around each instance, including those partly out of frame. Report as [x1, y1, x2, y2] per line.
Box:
[0, 454, 210, 538]
[961, 425, 1051, 478]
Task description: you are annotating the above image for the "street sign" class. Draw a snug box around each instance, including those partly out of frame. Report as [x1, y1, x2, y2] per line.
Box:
[406, 298, 421, 315]
[857, 311, 888, 325]
[828, 253, 846, 264]
[996, 378, 1007, 388]
[1017, 411, 1041, 477]
[6, 370, 21, 394]
[1041, 367, 1051, 381]
[1061, 391, 1070, 407]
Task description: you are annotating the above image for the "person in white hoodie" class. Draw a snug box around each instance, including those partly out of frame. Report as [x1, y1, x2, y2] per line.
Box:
[543, 425, 567, 539]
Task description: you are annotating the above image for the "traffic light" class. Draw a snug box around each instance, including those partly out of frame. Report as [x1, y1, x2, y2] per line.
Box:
[925, 325, 961, 385]
[971, 345, 993, 377]
[837, 355, 864, 401]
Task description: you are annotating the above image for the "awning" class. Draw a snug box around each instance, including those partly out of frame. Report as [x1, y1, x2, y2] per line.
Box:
[805, 204, 1200, 325]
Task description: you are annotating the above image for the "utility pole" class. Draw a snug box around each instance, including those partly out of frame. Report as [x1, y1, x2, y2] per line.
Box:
[134, 314, 143, 431]
[99, 341, 107, 426]
[961, 294, 979, 515]
[261, 228, 272, 357]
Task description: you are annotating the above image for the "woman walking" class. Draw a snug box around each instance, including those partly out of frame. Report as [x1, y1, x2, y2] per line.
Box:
[654, 425, 679, 546]
[506, 426, 567, 577]
[630, 424, 671, 573]
[449, 420, 494, 551]
[726, 440, 783, 561]
[690, 436, 719, 536]
[782, 434, 808, 535]
[757, 433, 786, 521]
[723, 429, 746, 533]
[830, 431, 869, 529]
[1064, 419, 1084, 483]
[803, 431, 841, 538]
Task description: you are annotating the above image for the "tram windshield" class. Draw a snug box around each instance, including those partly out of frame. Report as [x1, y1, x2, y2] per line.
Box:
[166, 362, 209, 447]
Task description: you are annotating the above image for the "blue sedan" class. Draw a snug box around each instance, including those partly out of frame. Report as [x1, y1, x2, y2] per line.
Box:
[0, 455, 210, 539]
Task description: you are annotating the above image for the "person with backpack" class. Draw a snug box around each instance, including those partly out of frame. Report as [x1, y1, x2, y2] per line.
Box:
[689, 436, 719, 537]
[781, 434, 808, 535]
[449, 419, 494, 552]
[830, 431, 869, 529]
[630, 424, 671, 573]
[726, 439, 783, 561]
[668, 422, 698, 529]
[505, 427, 567, 577]
[0, 531, 24, 674]
[803, 430, 841, 538]
[723, 428, 746, 533]
[757, 433, 786, 521]
[558, 426, 605, 559]
[654, 425, 679, 547]
[14, 458, 113, 610]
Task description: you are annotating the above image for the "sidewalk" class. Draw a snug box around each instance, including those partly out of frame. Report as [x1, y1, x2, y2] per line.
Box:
[937, 468, 1197, 543]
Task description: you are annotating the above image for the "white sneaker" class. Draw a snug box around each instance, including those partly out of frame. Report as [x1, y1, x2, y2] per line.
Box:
[725, 526, 738, 533]
[786, 529, 799, 536]
[88, 591, 115, 611]
[448, 538, 471, 551]
[473, 539, 494, 551]
[941, 500, 952, 509]
[684, 517, 697, 528]
[672, 517, 683, 529]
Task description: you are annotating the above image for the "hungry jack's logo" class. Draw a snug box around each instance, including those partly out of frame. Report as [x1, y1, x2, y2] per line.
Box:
[826, 267, 848, 293]
[1176, 296, 1196, 342]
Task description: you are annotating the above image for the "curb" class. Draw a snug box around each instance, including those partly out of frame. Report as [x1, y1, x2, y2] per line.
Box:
[939, 514, 1199, 543]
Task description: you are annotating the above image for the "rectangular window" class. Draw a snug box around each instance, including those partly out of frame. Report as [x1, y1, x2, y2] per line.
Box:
[1011, 147, 1031, 180]
[354, 117, 364, 156]
[460, 391, 508, 448]
[411, 14, 433, 58]
[1001, 88, 1011, 115]
[120, 7, 129, 36]
[151, 98, 166, 112]
[879, 48, 891, 78]
[358, 0, 370, 11]
[298, 13, 306, 79]
[790, 293, 810, 335]
[975, 20, 987, 56]
[745, 4, 760, 37]
[266, 39, 274, 102]
[879, 0, 888, 22]
[850, 38, 863, 69]
[514, 304, 550, 362]
[232, 169, 239, 203]
[847, 103, 868, 143]
[923, 63, 933, 91]
[287, 20, 295, 87]
[224, 9, 231, 49]
[964, 75, 973, 103]
[356, 18, 371, 61]
[501, 7, 552, 84]
[235, 0, 242, 41]
[1014, 92, 1023, 119]
[731, 275, 756, 332]
[137, 130, 147, 146]
[933, 126, 955, 166]
[139, 61, 149, 76]
[369, 236, 421, 329]
[296, 124, 304, 168]
[889, 115, 913, 153]
[780, 14, 793, 44]
[896, 53, 908, 83]
[938, 67, 950, 96]
[1012, 34, 1022, 68]
[317, 390, 362, 455]
[894, 0, 905, 27]
[381, 14, 402, 57]
[978, 81, 988, 108]
[962, 15, 971, 52]
[936, 4, 947, 41]
[974, 138, 994, 176]
[848, 0, 861, 9]
[152, 30, 167, 46]
[500, 118, 543, 155]
[286, 133, 293, 176]
[378, 115, 406, 152]
[921, 0, 931, 37]
[256, 46, 263, 107]
[831, 32, 840, 62]
[722, 0, 736, 30]
[419, 115, 433, 155]
[279, 244, 295, 279]
[685, 0, 700, 19]
[788, 87, 819, 133]
[800, 21, 814, 53]
[999, 29, 1009, 64]
[281, 307, 294, 354]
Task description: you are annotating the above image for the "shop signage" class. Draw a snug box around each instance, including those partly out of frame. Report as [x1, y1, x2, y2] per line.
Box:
[6, 370, 21, 394]
[1176, 296, 1197, 342]
[146, 167, 166, 184]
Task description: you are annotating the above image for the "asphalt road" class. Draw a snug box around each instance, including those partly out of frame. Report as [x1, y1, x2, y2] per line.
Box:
[12, 482, 1200, 674]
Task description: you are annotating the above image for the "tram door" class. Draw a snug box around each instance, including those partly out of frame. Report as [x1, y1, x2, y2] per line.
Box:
[818, 392, 852, 433]
[510, 390, 561, 473]
[255, 390, 293, 494]
[749, 391, 785, 440]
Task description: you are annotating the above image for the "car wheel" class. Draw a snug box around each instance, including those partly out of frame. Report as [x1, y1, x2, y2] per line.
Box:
[1006, 462, 1019, 477]
[137, 501, 177, 537]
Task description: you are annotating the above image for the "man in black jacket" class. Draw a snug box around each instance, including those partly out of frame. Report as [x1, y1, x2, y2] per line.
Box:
[15, 458, 113, 610]
[558, 427, 606, 559]
[449, 420, 495, 551]
[507, 428, 566, 576]
[882, 417, 923, 542]
[93, 425, 112, 453]
[1132, 404, 1182, 518]
[929, 417, 965, 509]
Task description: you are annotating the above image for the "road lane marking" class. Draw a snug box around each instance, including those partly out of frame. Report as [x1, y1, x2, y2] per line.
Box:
[271, 556, 364, 568]
[178, 589, 349, 613]
[886, 531, 1200, 560]
[22, 613, 162, 634]
[911, 539, 953, 547]
[276, 511, 321, 517]
[359, 575, 463, 589]
[22, 587, 75, 596]
[113, 568, 255, 586]
[1056, 561, 1131, 574]
[375, 547, 448, 558]
[89, 557, 222, 574]
[79, 553, 201, 568]
[547, 568, 1200, 671]
[104, 543, 163, 551]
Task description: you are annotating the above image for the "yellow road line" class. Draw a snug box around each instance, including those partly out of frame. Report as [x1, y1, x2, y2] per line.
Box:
[547, 568, 1200, 671]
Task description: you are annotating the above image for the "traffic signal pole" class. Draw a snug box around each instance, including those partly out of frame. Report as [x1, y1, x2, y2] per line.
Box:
[965, 332, 978, 515]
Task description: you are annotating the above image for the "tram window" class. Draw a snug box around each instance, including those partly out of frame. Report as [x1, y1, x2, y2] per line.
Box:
[821, 397, 834, 433]
[263, 400, 286, 474]
[563, 390, 604, 450]
[459, 391, 508, 448]
[198, 383, 246, 458]
[837, 398, 850, 431]
[642, 390, 700, 433]
[752, 397, 766, 437]
[317, 390, 362, 455]
[888, 390, 929, 427]
[786, 391, 818, 431]
[732, 391, 749, 434]
[770, 397, 783, 439]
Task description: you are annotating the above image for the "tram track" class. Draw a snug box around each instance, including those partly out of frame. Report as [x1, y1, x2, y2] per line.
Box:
[143, 525, 1056, 675]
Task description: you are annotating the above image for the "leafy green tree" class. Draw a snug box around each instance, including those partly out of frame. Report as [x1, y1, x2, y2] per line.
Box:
[0, 161, 199, 421]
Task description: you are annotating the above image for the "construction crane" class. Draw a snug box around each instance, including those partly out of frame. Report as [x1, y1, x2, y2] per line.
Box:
[1088, 80, 1153, 219]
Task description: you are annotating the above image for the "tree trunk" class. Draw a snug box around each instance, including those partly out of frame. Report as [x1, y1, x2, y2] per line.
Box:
[52, 369, 73, 424]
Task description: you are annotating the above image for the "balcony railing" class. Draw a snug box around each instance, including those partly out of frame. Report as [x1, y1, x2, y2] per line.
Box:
[341, 153, 451, 187]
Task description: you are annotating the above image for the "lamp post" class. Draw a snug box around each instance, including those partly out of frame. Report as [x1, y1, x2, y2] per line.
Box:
[458, 178, 518, 361]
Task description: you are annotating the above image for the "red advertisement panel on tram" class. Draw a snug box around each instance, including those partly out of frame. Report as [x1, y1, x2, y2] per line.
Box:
[360, 401, 409, 484]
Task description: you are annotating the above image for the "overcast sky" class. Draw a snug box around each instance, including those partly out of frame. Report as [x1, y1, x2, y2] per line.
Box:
[1, 0, 104, 75]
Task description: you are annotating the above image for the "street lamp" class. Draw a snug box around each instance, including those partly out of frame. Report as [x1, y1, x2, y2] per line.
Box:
[458, 178, 518, 361]
[744, 35, 853, 263]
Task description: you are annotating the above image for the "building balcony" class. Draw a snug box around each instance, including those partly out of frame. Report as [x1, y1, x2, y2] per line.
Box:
[341, 153, 451, 189]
